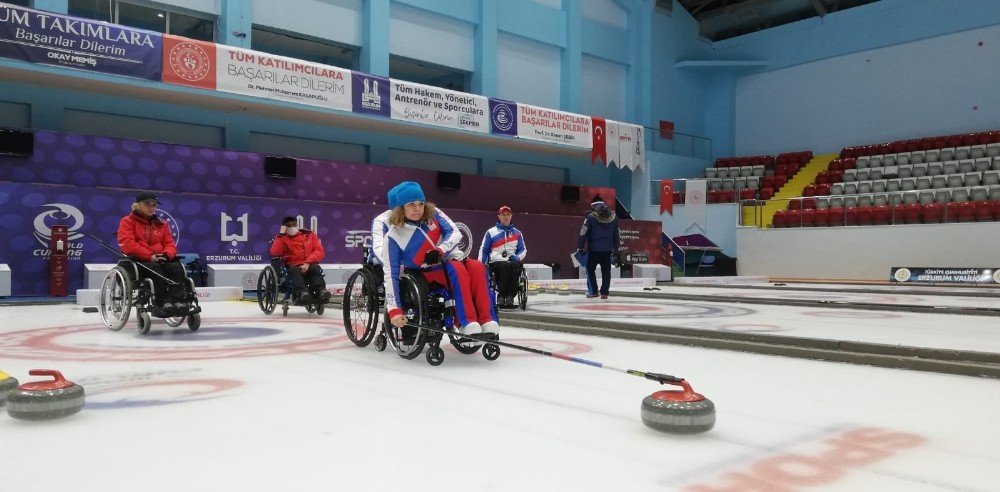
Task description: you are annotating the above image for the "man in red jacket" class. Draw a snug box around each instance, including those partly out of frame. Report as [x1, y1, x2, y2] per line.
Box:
[117, 191, 188, 310]
[269, 216, 330, 304]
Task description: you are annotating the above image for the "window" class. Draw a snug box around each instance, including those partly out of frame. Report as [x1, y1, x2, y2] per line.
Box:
[650, 180, 661, 206]
[390, 55, 469, 93]
[251, 27, 358, 70]
[69, 0, 215, 42]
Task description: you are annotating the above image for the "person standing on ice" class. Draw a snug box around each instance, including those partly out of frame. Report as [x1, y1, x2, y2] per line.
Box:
[382, 181, 499, 336]
[577, 194, 620, 299]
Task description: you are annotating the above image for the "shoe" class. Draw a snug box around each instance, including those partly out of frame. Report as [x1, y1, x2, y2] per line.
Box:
[320, 291, 332, 303]
[481, 321, 500, 335]
[297, 292, 312, 304]
[586, 293, 599, 299]
[460, 322, 482, 335]
[600, 294, 608, 300]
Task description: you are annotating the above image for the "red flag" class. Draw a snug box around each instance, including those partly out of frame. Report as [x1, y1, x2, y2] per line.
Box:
[660, 179, 674, 215]
[591, 117, 607, 165]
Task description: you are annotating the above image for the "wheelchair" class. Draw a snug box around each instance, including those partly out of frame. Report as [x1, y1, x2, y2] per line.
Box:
[256, 258, 328, 316]
[489, 262, 527, 311]
[99, 257, 202, 334]
[342, 259, 500, 366]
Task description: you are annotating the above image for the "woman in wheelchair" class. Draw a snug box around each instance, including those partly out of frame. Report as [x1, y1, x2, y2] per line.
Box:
[117, 191, 190, 314]
[383, 181, 499, 337]
[479, 205, 527, 308]
[269, 216, 331, 305]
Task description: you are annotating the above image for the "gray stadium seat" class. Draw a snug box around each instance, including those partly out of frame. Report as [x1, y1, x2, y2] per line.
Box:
[928, 162, 943, 176]
[895, 153, 910, 166]
[881, 154, 896, 166]
[983, 170, 1000, 186]
[844, 182, 858, 195]
[918, 190, 935, 205]
[816, 197, 830, 209]
[709, 178, 723, 190]
[830, 196, 845, 208]
[958, 159, 975, 173]
[942, 161, 959, 174]
[952, 188, 969, 202]
[831, 183, 844, 195]
[706, 168, 718, 178]
[940, 148, 955, 161]
[722, 178, 735, 190]
[925, 149, 940, 162]
[868, 168, 884, 180]
[752, 165, 765, 177]
[916, 176, 931, 190]
[964, 172, 981, 187]
[844, 195, 859, 207]
[931, 175, 948, 189]
[971, 145, 986, 159]
[886, 178, 902, 192]
[873, 193, 888, 207]
[858, 194, 873, 207]
[856, 169, 870, 181]
[909, 151, 925, 164]
[994, 157, 1000, 171]
[716, 168, 729, 178]
[740, 166, 752, 178]
[970, 187, 989, 202]
[902, 191, 919, 205]
[897, 165, 913, 178]
[987, 143, 1000, 158]
[882, 165, 898, 178]
[856, 156, 871, 169]
[842, 170, 857, 182]
[935, 189, 951, 203]
[911, 163, 928, 177]
[888, 192, 904, 205]
[901, 178, 916, 191]
[974, 158, 991, 172]
[872, 179, 887, 193]
[858, 182, 872, 194]
[747, 176, 760, 189]
[735, 177, 747, 189]
[991, 186, 1000, 201]
[955, 146, 971, 160]
[946, 174, 964, 188]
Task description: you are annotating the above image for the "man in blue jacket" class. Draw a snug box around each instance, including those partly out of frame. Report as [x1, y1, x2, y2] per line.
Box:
[577, 195, 620, 299]
[480, 205, 527, 308]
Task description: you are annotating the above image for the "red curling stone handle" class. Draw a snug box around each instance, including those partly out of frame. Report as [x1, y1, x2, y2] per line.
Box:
[21, 369, 74, 390]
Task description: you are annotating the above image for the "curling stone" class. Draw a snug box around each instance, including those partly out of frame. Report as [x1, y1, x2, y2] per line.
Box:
[7, 369, 85, 421]
[641, 379, 715, 434]
[556, 284, 571, 296]
[0, 370, 17, 407]
[527, 283, 540, 296]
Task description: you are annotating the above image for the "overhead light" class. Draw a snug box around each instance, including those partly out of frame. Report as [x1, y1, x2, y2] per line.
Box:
[156, 13, 164, 18]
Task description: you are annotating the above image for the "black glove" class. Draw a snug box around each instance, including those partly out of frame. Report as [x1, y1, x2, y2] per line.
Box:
[611, 251, 622, 267]
[423, 248, 442, 265]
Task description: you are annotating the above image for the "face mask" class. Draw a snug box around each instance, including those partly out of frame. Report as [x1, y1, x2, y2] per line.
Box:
[285, 227, 299, 236]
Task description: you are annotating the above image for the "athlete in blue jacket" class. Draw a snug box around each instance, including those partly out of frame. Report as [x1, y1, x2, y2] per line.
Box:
[479, 205, 527, 308]
[383, 181, 498, 336]
[577, 195, 620, 299]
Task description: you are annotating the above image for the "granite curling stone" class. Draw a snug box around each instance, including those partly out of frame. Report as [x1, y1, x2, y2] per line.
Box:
[640, 379, 715, 434]
[0, 370, 18, 407]
[7, 369, 85, 421]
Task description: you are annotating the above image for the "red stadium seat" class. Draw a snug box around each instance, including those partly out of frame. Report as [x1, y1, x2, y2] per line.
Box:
[922, 203, 943, 223]
[872, 205, 891, 225]
[802, 198, 818, 209]
[815, 184, 831, 196]
[889, 204, 907, 224]
[772, 210, 787, 228]
[786, 209, 803, 227]
[945, 202, 961, 222]
[827, 207, 845, 226]
[740, 188, 756, 201]
[958, 201, 977, 222]
[800, 208, 816, 227]
[803, 184, 817, 197]
[903, 203, 922, 224]
[975, 200, 995, 221]
[788, 199, 802, 210]
[813, 208, 830, 227]
[857, 206, 874, 225]
[759, 188, 774, 200]
[845, 206, 859, 226]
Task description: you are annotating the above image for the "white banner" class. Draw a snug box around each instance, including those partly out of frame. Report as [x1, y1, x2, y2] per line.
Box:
[633, 124, 645, 172]
[389, 79, 489, 133]
[618, 122, 635, 170]
[217, 46, 352, 111]
[606, 120, 621, 168]
[685, 179, 708, 228]
[516, 104, 592, 148]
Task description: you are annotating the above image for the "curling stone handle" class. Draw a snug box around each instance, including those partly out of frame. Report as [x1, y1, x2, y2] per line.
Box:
[644, 372, 684, 385]
[28, 369, 67, 384]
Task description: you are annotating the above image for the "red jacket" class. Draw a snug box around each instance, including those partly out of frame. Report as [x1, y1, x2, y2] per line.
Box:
[269, 230, 325, 266]
[117, 212, 177, 262]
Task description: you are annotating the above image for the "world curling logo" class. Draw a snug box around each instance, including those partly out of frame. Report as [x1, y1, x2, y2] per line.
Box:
[32, 203, 85, 259]
[167, 41, 211, 82]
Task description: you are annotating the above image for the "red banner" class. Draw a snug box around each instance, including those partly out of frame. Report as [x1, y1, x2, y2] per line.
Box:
[660, 179, 674, 215]
[591, 116, 607, 166]
[162, 34, 217, 90]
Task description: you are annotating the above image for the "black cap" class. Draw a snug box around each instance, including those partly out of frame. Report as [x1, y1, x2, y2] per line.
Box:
[135, 191, 160, 203]
[591, 194, 604, 204]
[282, 216, 297, 225]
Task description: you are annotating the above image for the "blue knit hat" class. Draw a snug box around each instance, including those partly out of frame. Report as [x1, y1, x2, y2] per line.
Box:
[388, 181, 425, 209]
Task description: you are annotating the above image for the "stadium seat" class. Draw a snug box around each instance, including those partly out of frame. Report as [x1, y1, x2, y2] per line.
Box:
[928, 162, 943, 176]
[903, 203, 922, 224]
[872, 205, 891, 225]
[965, 173, 982, 187]
[858, 182, 872, 195]
[886, 179, 902, 192]
[772, 210, 787, 228]
[925, 149, 940, 162]
[955, 146, 971, 160]
[945, 202, 961, 222]
[930, 175, 947, 189]
[872, 179, 887, 193]
[934, 189, 952, 204]
[915, 177, 931, 190]
[873, 193, 888, 207]
[706, 168, 718, 178]
[974, 159, 991, 172]
[958, 159, 975, 173]
[856, 206, 874, 225]
[946, 174, 964, 188]
[910, 151, 925, 164]
[952, 188, 970, 202]
[845, 206, 859, 226]
[958, 202, 977, 222]
[922, 203, 944, 223]
[859, 194, 873, 207]
[918, 190, 935, 205]
[942, 160, 959, 174]
[983, 171, 999, 186]
[940, 148, 955, 161]
[975, 200, 995, 221]
[901, 178, 916, 191]
[970, 187, 989, 202]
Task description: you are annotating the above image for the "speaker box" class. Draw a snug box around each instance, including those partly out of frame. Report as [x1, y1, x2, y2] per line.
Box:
[560, 185, 580, 202]
[437, 171, 461, 190]
[264, 156, 296, 178]
[0, 129, 34, 157]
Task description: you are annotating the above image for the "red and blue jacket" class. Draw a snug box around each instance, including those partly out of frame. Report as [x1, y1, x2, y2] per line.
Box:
[383, 209, 462, 319]
[479, 222, 527, 264]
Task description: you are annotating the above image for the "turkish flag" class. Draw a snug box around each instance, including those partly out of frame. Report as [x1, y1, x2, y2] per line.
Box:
[591, 117, 607, 166]
[660, 179, 674, 215]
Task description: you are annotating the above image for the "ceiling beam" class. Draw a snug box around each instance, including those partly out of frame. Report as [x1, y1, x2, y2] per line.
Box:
[696, 0, 775, 22]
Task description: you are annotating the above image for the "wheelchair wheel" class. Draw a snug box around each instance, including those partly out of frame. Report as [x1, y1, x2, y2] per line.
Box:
[483, 343, 500, 361]
[373, 332, 387, 352]
[449, 332, 482, 354]
[164, 316, 186, 327]
[99, 267, 133, 331]
[343, 269, 379, 347]
[517, 269, 528, 310]
[426, 346, 445, 366]
[387, 273, 427, 360]
[315, 302, 325, 315]
[137, 311, 152, 335]
[187, 313, 201, 332]
[256, 265, 279, 315]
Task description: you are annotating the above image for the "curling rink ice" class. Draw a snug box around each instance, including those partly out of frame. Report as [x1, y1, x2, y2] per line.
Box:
[2, 297, 999, 491]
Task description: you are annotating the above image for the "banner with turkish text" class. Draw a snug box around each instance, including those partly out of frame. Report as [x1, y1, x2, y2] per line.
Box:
[516, 103, 592, 148]
[389, 79, 489, 133]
